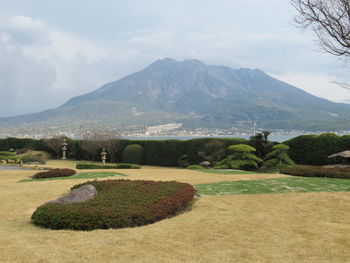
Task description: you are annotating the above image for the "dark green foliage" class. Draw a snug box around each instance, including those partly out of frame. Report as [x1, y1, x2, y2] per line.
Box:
[122, 144, 144, 164]
[218, 144, 262, 170]
[249, 131, 273, 158]
[197, 140, 226, 165]
[227, 144, 256, 154]
[284, 133, 350, 165]
[281, 165, 350, 179]
[0, 137, 248, 167]
[178, 154, 190, 167]
[33, 169, 76, 179]
[20, 153, 46, 163]
[262, 144, 295, 172]
[187, 165, 203, 170]
[31, 179, 196, 230]
[0, 151, 16, 160]
[76, 163, 140, 169]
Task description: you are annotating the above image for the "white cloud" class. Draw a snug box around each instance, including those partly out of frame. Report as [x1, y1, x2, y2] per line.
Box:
[271, 72, 350, 104]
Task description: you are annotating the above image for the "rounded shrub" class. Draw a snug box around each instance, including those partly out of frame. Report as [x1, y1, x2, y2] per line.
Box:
[218, 144, 262, 170]
[262, 144, 295, 172]
[122, 144, 144, 164]
[32, 168, 76, 179]
[228, 144, 256, 154]
[31, 179, 196, 230]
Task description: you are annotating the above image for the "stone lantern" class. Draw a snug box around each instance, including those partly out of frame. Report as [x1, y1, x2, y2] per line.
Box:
[61, 139, 68, 160]
[101, 148, 107, 165]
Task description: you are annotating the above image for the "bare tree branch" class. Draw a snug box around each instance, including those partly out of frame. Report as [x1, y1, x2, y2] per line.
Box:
[44, 136, 67, 159]
[292, 0, 350, 58]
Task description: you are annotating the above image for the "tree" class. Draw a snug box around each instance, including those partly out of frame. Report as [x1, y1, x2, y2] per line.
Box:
[292, 0, 350, 60]
[198, 140, 226, 165]
[96, 131, 122, 163]
[263, 144, 295, 172]
[44, 136, 66, 159]
[216, 144, 263, 170]
[249, 130, 273, 158]
[79, 131, 102, 161]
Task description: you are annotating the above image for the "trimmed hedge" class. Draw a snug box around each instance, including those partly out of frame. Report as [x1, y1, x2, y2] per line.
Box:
[284, 133, 350, 165]
[122, 144, 144, 164]
[0, 137, 248, 167]
[281, 165, 350, 179]
[31, 179, 196, 230]
[32, 169, 76, 179]
[76, 163, 141, 169]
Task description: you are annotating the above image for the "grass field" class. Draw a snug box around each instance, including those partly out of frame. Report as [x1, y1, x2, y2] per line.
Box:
[196, 177, 350, 195]
[1, 160, 350, 262]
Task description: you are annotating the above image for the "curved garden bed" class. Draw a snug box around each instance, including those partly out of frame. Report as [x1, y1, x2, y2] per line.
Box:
[31, 179, 196, 230]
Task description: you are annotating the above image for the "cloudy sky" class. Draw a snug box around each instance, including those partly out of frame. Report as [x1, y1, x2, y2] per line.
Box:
[0, 0, 349, 117]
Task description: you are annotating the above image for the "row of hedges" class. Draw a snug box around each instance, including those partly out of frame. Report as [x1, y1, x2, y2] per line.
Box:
[281, 165, 350, 179]
[76, 163, 141, 169]
[5, 133, 350, 166]
[0, 137, 248, 167]
[284, 133, 350, 165]
[31, 179, 196, 230]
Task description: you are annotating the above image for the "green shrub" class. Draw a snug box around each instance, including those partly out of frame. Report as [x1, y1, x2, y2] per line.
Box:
[178, 154, 190, 167]
[31, 179, 196, 230]
[122, 144, 144, 164]
[33, 169, 76, 179]
[0, 151, 16, 157]
[249, 131, 273, 158]
[0, 151, 16, 161]
[0, 137, 248, 167]
[284, 133, 350, 165]
[262, 144, 295, 172]
[187, 165, 203, 170]
[227, 144, 256, 154]
[20, 153, 46, 163]
[197, 140, 226, 165]
[218, 144, 262, 170]
[280, 165, 350, 179]
[76, 163, 140, 169]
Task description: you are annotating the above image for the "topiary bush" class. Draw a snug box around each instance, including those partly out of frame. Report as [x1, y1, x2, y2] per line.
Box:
[32, 169, 76, 179]
[262, 144, 295, 172]
[31, 179, 196, 230]
[76, 163, 140, 169]
[122, 144, 144, 164]
[216, 144, 262, 170]
[280, 165, 350, 179]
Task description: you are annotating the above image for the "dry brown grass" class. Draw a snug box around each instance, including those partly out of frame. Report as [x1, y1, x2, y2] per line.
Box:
[1, 162, 350, 262]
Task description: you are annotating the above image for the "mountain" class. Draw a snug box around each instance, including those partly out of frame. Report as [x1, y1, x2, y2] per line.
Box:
[1, 58, 350, 131]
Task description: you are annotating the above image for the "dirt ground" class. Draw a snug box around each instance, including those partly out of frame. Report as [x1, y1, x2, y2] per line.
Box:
[1, 162, 349, 263]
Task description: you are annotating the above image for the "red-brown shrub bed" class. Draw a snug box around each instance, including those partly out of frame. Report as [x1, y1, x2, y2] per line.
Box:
[31, 179, 196, 230]
[281, 165, 350, 179]
[32, 168, 76, 179]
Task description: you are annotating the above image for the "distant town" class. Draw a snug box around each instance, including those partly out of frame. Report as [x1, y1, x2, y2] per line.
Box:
[1, 123, 350, 142]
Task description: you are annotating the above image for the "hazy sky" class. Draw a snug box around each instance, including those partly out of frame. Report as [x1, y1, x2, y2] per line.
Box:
[0, 0, 349, 117]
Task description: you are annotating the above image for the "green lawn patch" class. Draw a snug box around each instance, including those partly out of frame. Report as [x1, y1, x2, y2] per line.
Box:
[19, 172, 127, 182]
[195, 177, 350, 195]
[195, 169, 256, 175]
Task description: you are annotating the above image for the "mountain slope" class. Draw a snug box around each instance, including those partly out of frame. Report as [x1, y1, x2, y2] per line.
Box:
[1, 58, 350, 131]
